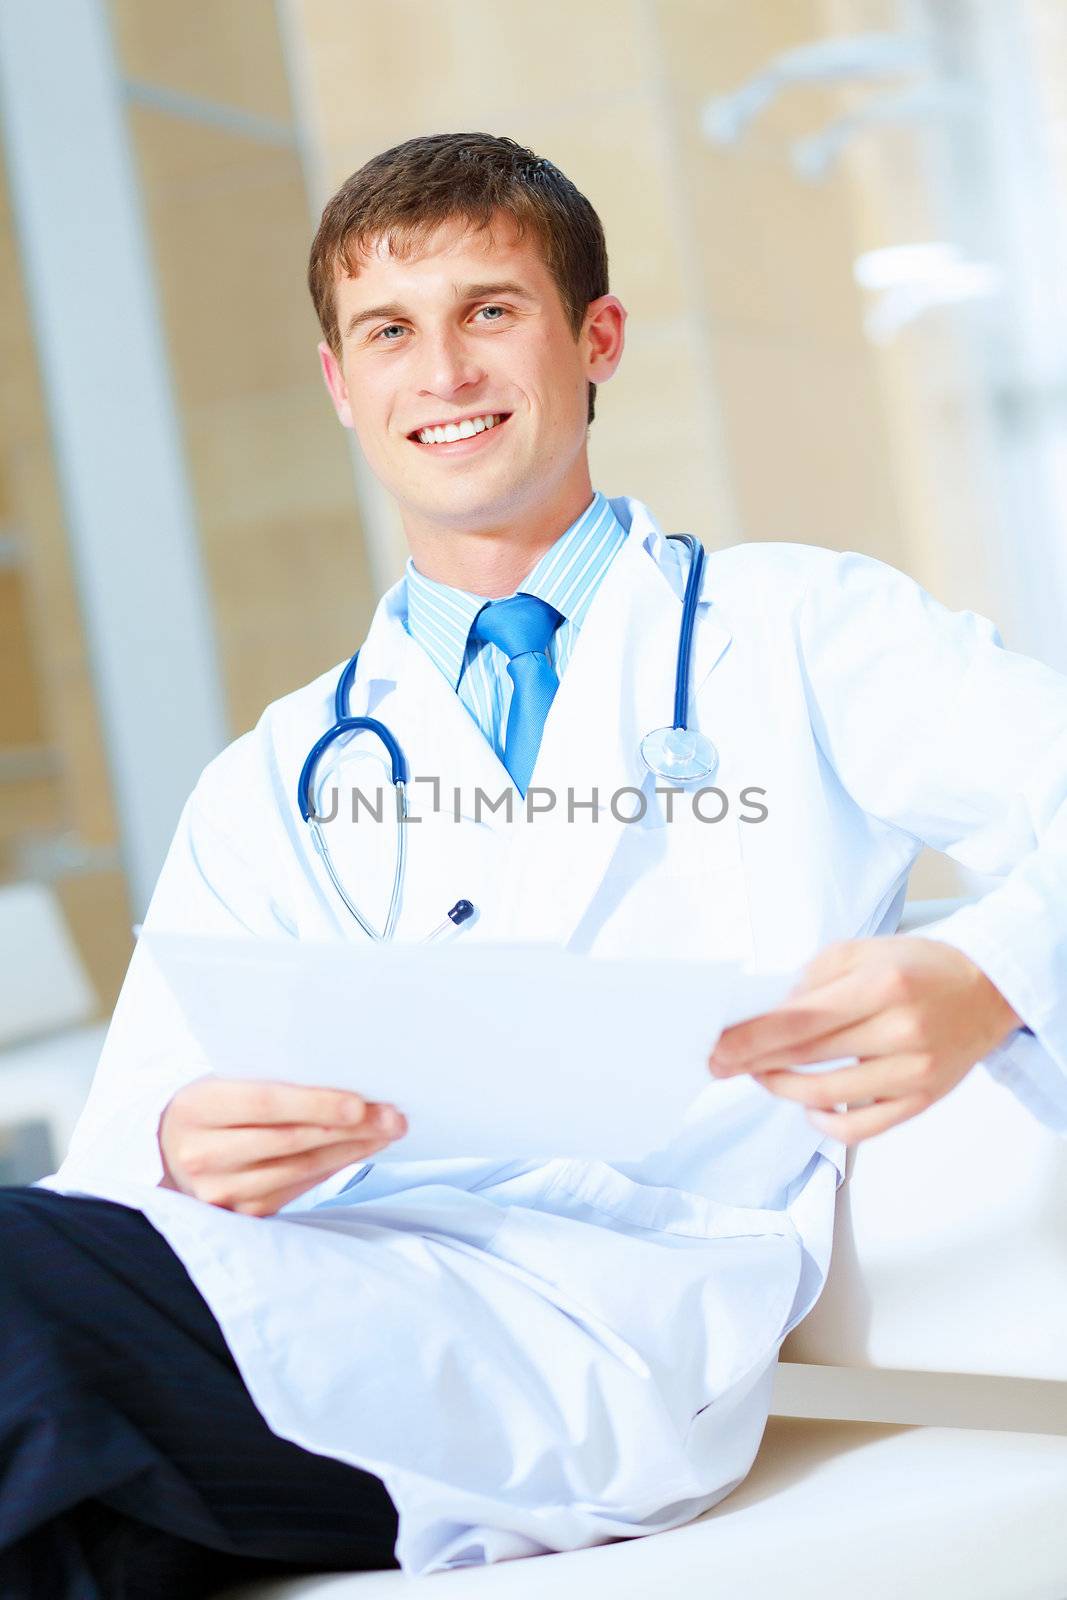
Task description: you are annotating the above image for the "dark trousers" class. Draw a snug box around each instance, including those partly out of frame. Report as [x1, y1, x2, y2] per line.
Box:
[0, 1186, 400, 1599]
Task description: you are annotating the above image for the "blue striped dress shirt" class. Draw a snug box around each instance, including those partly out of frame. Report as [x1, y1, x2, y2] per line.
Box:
[403, 491, 626, 761]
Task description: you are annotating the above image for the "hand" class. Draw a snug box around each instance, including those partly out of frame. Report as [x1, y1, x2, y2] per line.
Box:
[159, 1077, 407, 1216]
[708, 936, 1023, 1146]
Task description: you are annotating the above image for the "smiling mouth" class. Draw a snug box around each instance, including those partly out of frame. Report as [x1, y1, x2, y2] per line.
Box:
[407, 412, 512, 446]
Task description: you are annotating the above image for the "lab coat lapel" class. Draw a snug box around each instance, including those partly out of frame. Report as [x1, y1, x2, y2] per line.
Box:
[498, 507, 732, 944]
[350, 587, 511, 823]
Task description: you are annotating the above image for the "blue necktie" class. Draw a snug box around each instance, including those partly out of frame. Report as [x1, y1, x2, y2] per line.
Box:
[471, 593, 564, 795]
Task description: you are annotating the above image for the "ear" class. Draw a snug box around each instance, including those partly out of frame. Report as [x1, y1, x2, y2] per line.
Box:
[582, 295, 626, 385]
[318, 340, 353, 429]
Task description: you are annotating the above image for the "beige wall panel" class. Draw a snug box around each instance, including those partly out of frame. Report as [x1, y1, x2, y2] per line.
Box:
[130, 110, 323, 407]
[176, 361, 374, 731]
[710, 325, 900, 556]
[292, 0, 646, 159]
[110, 0, 294, 124]
[12, 440, 119, 848]
[182, 385, 359, 529]
[203, 506, 371, 732]
[682, 146, 867, 346]
[658, 5, 870, 344]
[129, 99, 294, 189]
[0, 398, 118, 848]
[0, 176, 131, 992]
[0, 247, 37, 438]
[587, 326, 726, 544]
[0, 776, 64, 849]
[55, 869, 132, 1018]
[654, 0, 845, 109]
[0, 574, 47, 746]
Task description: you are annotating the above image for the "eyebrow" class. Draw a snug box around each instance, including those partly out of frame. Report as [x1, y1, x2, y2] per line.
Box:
[342, 281, 536, 339]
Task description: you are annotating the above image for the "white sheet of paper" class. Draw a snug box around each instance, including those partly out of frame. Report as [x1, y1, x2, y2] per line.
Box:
[142, 933, 796, 1162]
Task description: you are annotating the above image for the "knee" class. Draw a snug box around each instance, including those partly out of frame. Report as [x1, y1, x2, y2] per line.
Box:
[0, 1185, 63, 1231]
[0, 1187, 81, 1316]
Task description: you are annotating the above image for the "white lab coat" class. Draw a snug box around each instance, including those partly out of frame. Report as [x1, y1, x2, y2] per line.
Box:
[42, 496, 1067, 1574]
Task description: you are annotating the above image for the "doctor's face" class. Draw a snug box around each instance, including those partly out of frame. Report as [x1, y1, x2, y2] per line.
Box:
[317, 216, 625, 549]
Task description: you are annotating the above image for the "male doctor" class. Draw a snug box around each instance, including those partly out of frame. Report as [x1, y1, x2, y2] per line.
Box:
[3, 131, 1067, 1598]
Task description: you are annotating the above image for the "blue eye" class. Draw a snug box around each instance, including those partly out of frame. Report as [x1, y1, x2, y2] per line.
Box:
[376, 325, 405, 340]
[477, 306, 506, 321]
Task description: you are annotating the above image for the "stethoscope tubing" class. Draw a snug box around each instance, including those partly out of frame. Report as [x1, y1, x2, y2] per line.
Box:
[665, 534, 704, 730]
[297, 715, 407, 822]
[308, 782, 407, 942]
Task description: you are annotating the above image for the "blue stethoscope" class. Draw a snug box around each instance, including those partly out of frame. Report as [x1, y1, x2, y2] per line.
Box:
[297, 535, 717, 941]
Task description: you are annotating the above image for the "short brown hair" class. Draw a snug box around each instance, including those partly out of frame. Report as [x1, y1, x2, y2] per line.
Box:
[307, 132, 609, 424]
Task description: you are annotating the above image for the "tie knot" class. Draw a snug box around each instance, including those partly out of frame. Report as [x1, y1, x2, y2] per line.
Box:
[471, 593, 563, 662]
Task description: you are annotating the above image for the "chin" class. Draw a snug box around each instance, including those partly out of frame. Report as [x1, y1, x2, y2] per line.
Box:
[418, 464, 524, 508]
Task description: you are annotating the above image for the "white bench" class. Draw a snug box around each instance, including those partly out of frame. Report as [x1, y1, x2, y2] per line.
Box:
[225, 901, 1067, 1598]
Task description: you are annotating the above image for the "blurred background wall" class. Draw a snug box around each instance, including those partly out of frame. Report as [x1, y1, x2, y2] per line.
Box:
[0, 0, 1064, 1178]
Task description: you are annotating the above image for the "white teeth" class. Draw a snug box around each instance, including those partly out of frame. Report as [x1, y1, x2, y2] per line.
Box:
[416, 413, 502, 445]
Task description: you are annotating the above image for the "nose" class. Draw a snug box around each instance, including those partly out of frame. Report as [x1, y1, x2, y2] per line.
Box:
[417, 324, 485, 402]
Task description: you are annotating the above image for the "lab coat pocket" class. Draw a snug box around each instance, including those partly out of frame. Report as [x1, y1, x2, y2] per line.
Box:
[483, 1158, 804, 1440]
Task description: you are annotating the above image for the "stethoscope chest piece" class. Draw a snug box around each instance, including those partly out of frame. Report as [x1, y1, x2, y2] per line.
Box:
[640, 725, 719, 783]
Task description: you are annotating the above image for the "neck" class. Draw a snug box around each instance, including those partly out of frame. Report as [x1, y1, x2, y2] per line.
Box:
[402, 472, 596, 598]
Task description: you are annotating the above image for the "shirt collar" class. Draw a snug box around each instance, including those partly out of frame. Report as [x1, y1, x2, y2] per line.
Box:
[404, 490, 625, 688]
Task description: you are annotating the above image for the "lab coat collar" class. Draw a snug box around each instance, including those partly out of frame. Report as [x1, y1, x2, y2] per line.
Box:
[346, 497, 732, 938]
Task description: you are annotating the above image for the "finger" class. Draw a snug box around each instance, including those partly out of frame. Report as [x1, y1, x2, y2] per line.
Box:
[725, 1006, 920, 1076]
[753, 1054, 928, 1110]
[249, 1166, 367, 1218]
[192, 1079, 375, 1130]
[805, 1092, 930, 1146]
[711, 969, 883, 1071]
[247, 1142, 388, 1215]
[180, 1111, 403, 1175]
[247, 1109, 405, 1168]
[250, 1134, 396, 1189]
[202, 1131, 403, 1213]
